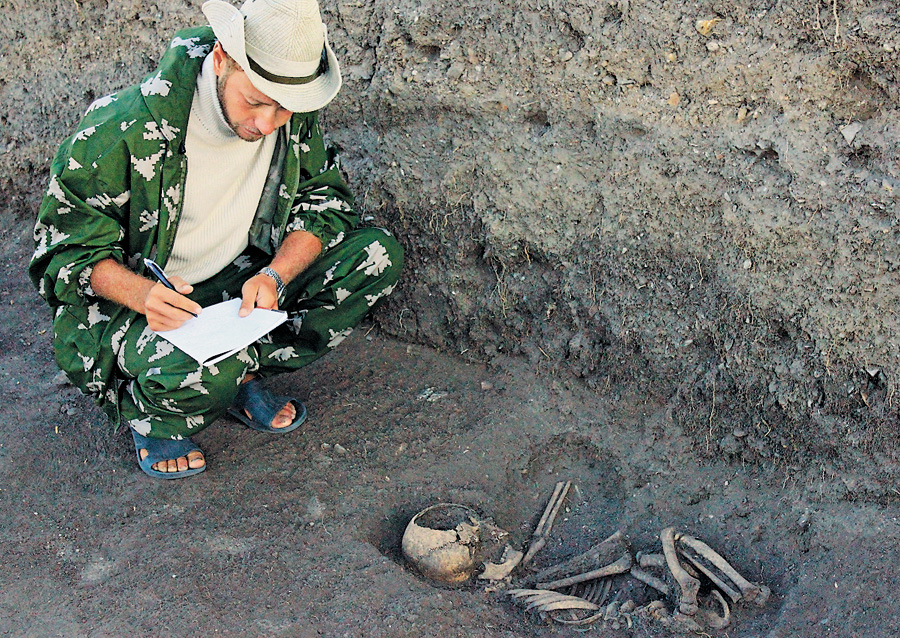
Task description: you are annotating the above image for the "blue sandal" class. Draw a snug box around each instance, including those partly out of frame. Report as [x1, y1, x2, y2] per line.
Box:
[130, 428, 206, 480]
[227, 378, 307, 434]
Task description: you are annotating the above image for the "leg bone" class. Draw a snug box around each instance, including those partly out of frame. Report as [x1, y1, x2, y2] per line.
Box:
[536, 552, 632, 590]
[661, 527, 700, 616]
[676, 533, 771, 606]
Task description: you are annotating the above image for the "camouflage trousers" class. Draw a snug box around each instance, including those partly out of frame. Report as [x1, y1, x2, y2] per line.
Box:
[118, 227, 402, 440]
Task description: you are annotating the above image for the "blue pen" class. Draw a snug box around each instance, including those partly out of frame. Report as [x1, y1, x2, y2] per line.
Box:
[143, 258, 198, 317]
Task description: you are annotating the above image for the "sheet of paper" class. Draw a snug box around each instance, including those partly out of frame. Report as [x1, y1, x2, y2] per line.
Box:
[153, 298, 288, 366]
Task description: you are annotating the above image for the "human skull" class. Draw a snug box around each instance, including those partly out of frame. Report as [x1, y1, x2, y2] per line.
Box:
[401, 503, 483, 584]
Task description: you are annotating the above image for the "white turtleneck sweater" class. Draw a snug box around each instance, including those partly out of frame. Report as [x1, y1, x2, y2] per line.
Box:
[165, 53, 278, 285]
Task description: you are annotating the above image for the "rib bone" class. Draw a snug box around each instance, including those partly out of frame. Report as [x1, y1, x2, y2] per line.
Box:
[676, 533, 771, 606]
[661, 527, 700, 616]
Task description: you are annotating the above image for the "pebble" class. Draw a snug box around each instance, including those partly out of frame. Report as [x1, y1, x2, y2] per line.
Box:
[334, 443, 348, 455]
[840, 122, 862, 144]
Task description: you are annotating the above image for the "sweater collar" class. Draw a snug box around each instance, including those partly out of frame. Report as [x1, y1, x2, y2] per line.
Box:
[192, 53, 244, 143]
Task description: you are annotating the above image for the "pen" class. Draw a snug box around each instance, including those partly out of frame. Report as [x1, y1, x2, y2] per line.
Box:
[143, 258, 198, 317]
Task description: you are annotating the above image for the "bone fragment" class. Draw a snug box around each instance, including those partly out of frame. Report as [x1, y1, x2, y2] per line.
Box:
[677, 546, 741, 602]
[601, 601, 619, 621]
[533, 529, 628, 583]
[700, 589, 731, 629]
[676, 533, 771, 606]
[636, 551, 666, 569]
[661, 527, 700, 616]
[629, 566, 671, 596]
[536, 552, 632, 590]
[478, 545, 524, 580]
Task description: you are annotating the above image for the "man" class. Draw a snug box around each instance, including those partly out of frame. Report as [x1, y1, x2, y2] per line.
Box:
[29, 0, 403, 479]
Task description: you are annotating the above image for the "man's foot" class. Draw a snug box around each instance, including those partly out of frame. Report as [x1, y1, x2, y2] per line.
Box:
[138, 447, 205, 473]
[241, 374, 296, 429]
[228, 376, 307, 434]
[130, 429, 207, 480]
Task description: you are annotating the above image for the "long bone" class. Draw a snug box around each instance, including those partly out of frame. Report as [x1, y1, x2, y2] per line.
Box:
[629, 566, 670, 596]
[533, 529, 628, 584]
[676, 544, 741, 602]
[522, 481, 571, 564]
[676, 532, 771, 606]
[536, 553, 632, 590]
[661, 527, 700, 616]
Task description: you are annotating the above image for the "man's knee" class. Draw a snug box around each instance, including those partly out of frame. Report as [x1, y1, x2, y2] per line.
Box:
[343, 227, 404, 285]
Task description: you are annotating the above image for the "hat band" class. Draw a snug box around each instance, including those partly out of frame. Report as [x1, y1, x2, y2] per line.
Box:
[247, 48, 328, 86]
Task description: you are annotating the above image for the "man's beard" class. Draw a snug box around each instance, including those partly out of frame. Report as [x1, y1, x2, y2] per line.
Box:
[216, 74, 261, 142]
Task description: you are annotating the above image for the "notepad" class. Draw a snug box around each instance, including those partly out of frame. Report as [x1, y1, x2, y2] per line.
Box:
[153, 298, 288, 366]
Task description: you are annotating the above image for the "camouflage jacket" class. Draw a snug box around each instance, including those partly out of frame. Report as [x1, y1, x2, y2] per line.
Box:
[28, 27, 358, 422]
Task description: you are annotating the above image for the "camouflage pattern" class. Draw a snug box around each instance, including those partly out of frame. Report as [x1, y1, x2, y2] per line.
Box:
[28, 27, 402, 433]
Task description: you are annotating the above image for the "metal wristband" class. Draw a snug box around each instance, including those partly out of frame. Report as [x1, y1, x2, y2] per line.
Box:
[258, 266, 286, 299]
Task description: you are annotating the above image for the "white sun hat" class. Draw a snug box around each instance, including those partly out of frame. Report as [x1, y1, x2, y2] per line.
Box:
[202, 0, 342, 113]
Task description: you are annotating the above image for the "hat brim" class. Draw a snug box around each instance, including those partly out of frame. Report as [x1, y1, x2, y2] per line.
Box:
[202, 0, 342, 114]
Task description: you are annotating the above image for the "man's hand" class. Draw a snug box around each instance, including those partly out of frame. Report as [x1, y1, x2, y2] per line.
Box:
[240, 272, 279, 317]
[90, 258, 202, 331]
[144, 278, 202, 331]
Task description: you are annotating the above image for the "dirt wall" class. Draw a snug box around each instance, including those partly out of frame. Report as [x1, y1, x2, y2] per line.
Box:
[5, 0, 900, 492]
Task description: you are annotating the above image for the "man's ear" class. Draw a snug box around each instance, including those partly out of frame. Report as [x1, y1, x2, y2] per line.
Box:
[211, 42, 227, 77]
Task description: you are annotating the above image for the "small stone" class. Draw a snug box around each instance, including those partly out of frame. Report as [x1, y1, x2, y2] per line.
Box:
[742, 259, 753, 270]
[706, 41, 720, 51]
[52, 371, 70, 386]
[737, 107, 748, 122]
[446, 62, 465, 82]
[666, 52, 677, 62]
[334, 443, 348, 455]
[480, 381, 493, 390]
[668, 91, 681, 106]
[840, 121, 862, 145]
[695, 18, 721, 36]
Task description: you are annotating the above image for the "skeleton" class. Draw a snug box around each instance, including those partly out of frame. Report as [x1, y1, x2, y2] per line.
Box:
[505, 484, 770, 633]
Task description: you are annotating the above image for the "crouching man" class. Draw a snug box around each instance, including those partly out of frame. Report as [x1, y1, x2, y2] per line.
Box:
[29, 0, 402, 478]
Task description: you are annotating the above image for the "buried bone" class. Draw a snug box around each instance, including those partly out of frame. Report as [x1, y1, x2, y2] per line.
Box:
[532, 529, 629, 583]
[630, 565, 671, 596]
[700, 589, 731, 629]
[522, 480, 571, 564]
[661, 526, 701, 616]
[676, 532, 771, 606]
[401, 503, 482, 584]
[536, 552, 632, 590]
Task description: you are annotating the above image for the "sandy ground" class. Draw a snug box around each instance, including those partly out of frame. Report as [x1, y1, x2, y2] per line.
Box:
[3, 220, 900, 637]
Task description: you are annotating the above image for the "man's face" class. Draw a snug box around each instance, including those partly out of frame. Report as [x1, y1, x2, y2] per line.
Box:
[212, 43, 293, 142]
